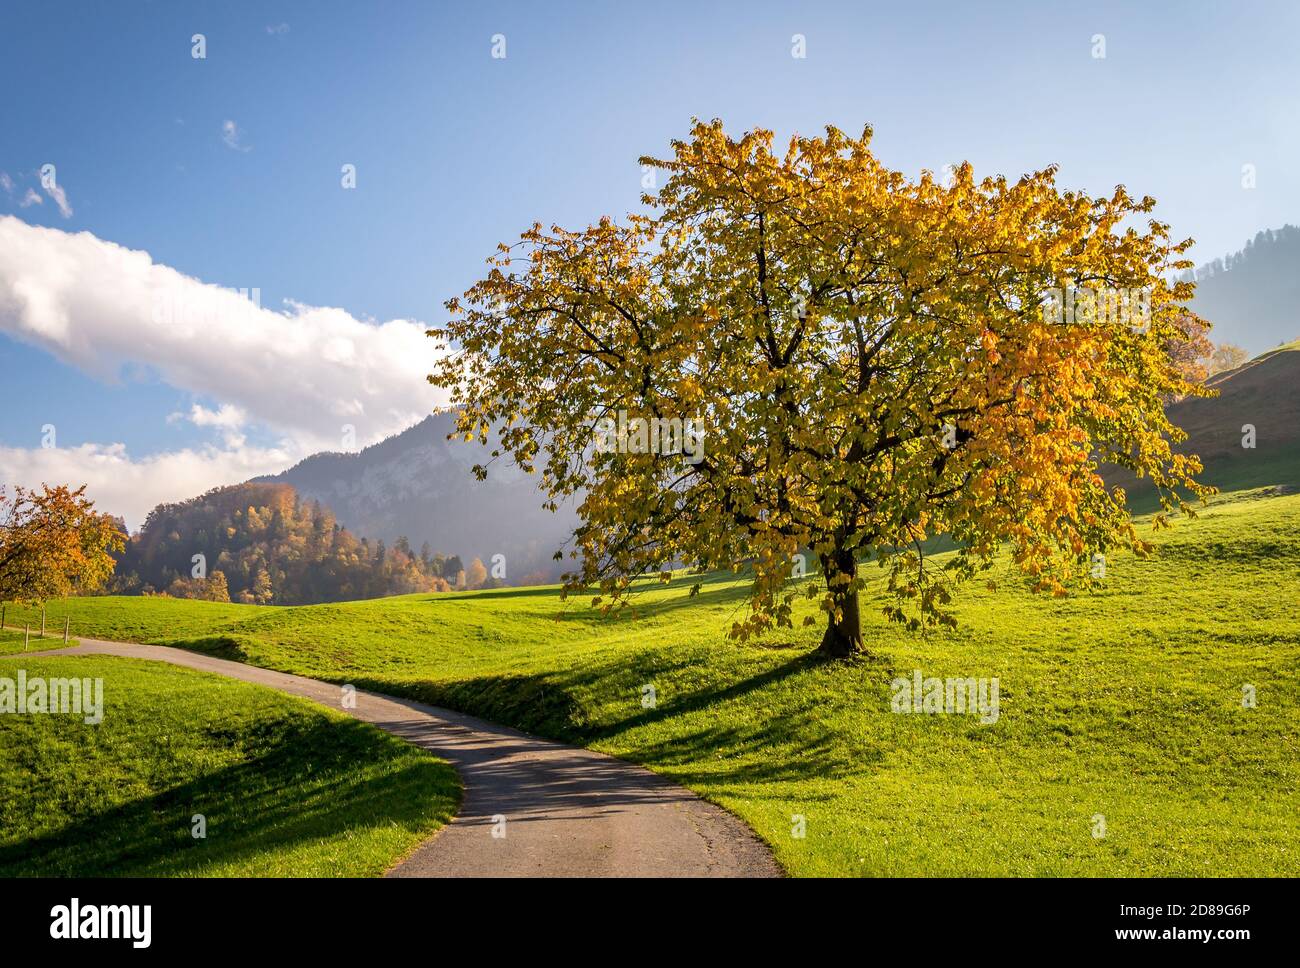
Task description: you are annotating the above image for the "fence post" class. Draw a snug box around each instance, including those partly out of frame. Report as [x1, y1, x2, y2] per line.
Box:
[41, 606, 46, 638]
[24, 624, 30, 652]
[1, 604, 5, 630]
[64, 616, 70, 644]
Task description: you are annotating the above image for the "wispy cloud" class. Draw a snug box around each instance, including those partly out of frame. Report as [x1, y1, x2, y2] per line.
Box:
[265, 23, 290, 35]
[41, 172, 73, 218]
[0, 171, 65, 215]
[221, 119, 252, 152]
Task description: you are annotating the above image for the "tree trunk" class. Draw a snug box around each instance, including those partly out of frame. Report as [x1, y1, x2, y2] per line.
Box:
[818, 549, 864, 658]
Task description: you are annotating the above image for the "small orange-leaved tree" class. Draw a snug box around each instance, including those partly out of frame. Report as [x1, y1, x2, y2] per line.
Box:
[0, 484, 125, 605]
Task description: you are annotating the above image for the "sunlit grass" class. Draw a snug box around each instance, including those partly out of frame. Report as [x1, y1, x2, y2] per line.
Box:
[9, 488, 1298, 876]
[0, 656, 459, 876]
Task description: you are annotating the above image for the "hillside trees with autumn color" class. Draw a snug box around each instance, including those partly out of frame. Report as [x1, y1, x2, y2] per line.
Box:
[113, 482, 455, 604]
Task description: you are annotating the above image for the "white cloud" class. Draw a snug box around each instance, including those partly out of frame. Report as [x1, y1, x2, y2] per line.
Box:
[222, 119, 252, 152]
[0, 217, 450, 528]
[0, 215, 447, 455]
[18, 188, 42, 208]
[0, 440, 302, 531]
[0, 172, 13, 194]
[183, 402, 246, 428]
[265, 23, 290, 35]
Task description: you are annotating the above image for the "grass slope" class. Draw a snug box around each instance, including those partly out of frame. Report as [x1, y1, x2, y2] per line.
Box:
[0, 656, 458, 876]
[1118, 343, 1300, 512]
[7, 490, 1299, 877]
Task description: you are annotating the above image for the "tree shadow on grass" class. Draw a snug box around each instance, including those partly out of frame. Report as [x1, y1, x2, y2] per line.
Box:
[584, 652, 830, 741]
[0, 716, 457, 877]
[584, 650, 894, 788]
[165, 635, 250, 661]
[354, 648, 896, 793]
[410, 571, 760, 628]
[625, 720, 880, 793]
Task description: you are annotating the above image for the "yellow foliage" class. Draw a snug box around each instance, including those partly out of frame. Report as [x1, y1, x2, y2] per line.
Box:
[429, 120, 1209, 646]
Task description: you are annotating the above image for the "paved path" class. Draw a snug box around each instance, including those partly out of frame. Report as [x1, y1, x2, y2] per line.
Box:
[12, 639, 781, 878]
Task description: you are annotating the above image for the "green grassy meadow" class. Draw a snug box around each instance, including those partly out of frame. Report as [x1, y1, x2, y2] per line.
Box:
[5, 487, 1297, 877]
[0, 628, 78, 655]
[0, 656, 459, 876]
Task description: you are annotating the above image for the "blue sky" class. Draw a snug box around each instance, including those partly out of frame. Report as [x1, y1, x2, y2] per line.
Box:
[2, 0, 1298, 525]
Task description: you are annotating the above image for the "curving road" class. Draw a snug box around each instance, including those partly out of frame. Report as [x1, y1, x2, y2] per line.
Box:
[14, 639, 781, 878]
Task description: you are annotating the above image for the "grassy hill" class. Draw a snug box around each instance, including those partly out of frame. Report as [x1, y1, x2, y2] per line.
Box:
[1112, 342, 1300, 512]
[8, 488, 1298, 876]
[1169, 341, 1300, 493]
[0, 656, 458, 876]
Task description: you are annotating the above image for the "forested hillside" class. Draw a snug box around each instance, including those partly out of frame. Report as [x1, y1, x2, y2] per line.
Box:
[110, 482, 479, 604]
[257, 411, 576, 586]
[1192, 225, 1300, 353]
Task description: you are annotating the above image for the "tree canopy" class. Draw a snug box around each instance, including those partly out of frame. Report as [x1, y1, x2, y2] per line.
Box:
[0, 484, 125, 604]
[430, 120, 1210, 656]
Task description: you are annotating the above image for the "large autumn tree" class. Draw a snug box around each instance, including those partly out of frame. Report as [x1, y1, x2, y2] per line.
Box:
[430, 121, 1210, 657]
[0, 484, 125, 604]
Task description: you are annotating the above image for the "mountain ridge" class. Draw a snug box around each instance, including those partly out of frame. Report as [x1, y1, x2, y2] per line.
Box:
[1191, 224, 1300, 354]
[255, 411, 578, 584]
